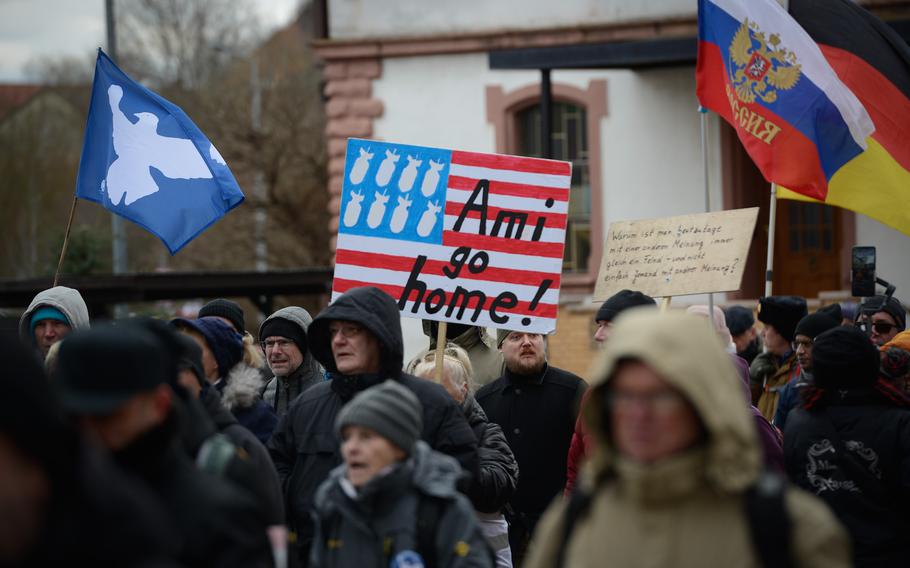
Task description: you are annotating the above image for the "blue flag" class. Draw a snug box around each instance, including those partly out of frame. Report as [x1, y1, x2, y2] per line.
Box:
[75, 50, 244, 254]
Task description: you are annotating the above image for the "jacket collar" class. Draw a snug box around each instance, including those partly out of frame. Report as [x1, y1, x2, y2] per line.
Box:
[613, 448, 708, 507]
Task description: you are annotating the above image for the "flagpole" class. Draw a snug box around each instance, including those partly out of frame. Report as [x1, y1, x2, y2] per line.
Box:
[434, 321, 447, 384]
[699, 106, 715, 328]
[53, 195, 79, 287]
[765, 183, 778, 296]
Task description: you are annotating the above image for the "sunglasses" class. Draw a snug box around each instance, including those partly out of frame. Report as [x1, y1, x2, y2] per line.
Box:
[856, 321, 899, 334]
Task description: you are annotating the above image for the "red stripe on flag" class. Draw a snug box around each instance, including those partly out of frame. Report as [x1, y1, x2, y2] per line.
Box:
[442, 231, 565, 258]
[820, 44, 910, 173]
[332, 278, 558, 319]
[444, 202, 567, 230]
[447, 175, 569, 201]
[336, 249, 562, 288]
[451, 150, 571, 176]
[697, 40, 830, 200]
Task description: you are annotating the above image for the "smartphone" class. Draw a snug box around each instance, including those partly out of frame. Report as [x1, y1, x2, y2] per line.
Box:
[851, 246, 876, 297]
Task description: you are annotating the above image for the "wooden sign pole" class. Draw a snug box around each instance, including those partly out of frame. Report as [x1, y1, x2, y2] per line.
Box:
[434, 321, 447, 384]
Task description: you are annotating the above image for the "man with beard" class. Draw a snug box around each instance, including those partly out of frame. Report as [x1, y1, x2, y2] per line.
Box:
[476, 330, 586, 566]
[54, 323, 272, 567]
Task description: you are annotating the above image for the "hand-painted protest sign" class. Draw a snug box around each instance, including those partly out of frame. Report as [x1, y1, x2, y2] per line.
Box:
[333, 138, 572, 334]
[594, 207, 759, 300]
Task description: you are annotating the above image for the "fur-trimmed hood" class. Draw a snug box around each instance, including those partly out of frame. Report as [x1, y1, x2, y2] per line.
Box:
[219, 363, 267, 411]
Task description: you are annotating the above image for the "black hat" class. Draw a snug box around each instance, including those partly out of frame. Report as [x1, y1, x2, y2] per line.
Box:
[56, 324, 169, 415]
[259, 317, 307, 351]
[724, 305, 755, 337]
[794, 308, 841, 341]
[595, 290, 656, 323]
[757, 296, 808, 342]
[198, 298, 245, 332]
[860, 295, 906, 331]
[811, 326, 881, 389]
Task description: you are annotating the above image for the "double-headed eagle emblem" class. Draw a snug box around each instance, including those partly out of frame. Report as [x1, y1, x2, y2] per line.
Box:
[729, 19, 802, 104]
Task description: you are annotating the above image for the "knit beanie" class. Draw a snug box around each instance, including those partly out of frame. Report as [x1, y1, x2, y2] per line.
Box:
[811, 326, 881, 389]
[336, 380, 423, 454]
[198, 299, 245, 332]
[595, 289, 657, 323]
[757, 296, 808, 342]
[170, 317, 243, 379]
[30, 306, 70, 334]
[259, 317, 307, 351]
[496, 328, 514, 348]
[724, 305, 755, 337]
[794, 308, 841, 341]
[859, 295, 906, 331]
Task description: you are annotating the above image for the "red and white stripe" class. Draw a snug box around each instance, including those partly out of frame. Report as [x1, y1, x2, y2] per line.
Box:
[333, 150, 571, 334]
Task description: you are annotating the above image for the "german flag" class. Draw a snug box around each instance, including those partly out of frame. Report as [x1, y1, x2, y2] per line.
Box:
[778, 0, 910, 236]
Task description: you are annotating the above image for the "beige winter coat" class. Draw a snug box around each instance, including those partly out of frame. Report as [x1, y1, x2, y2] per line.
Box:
[525, 310, 849, 568]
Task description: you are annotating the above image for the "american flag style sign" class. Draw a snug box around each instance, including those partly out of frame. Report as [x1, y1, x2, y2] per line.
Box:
[333, 138, 572, 334]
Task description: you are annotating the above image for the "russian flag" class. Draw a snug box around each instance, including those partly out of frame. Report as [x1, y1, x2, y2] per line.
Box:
[696, 0, 874, 200]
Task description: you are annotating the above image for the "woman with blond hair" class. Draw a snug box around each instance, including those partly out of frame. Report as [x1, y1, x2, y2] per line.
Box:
[409, 344, 519, 568]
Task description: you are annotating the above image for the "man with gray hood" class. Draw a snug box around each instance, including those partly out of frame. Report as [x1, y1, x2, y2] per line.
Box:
[18, 286, 90, 357]
[259, 306, 324, 418]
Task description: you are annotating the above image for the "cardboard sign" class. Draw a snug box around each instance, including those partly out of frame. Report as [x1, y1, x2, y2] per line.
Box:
[594, 208, 759, 299]
[333, 138, 572, 333]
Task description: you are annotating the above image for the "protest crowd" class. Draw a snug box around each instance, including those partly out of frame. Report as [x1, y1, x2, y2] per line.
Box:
[3, 282, 910, 568]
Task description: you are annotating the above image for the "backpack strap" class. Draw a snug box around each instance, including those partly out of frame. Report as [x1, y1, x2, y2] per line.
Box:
[744, 470, 794, 568]
[555, 487, 594, 568]
[415, 494, 444, 568]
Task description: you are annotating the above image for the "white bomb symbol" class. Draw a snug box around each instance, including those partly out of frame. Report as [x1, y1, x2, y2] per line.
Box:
[349, 147, 373, 185]
[398, 155, 422, 192]
[421, 160, 444, 197]
[375, 149, 400, 187]
[342, 190, 365, 227]
[390, 195, 412, 234]
[417, 200, 441, 237]
[367, 191, 389, 228]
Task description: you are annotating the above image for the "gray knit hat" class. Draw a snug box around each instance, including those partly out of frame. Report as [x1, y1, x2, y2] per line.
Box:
[335, 380, 423, 454]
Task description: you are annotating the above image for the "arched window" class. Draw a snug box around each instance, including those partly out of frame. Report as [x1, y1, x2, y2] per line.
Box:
[515, 102, 591, 273]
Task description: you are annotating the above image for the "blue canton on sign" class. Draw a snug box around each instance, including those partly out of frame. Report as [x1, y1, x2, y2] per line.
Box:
[340, 139, 450, 245]
[74, 50, 244, 254]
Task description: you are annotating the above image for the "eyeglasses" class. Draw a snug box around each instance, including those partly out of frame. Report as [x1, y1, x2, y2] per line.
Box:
[329, 323, 363, 339]
[856, 321, 899, 334]
[606, 390, 686, 414]
[261, 338, 294, 351]
[791, 339, 813, 351]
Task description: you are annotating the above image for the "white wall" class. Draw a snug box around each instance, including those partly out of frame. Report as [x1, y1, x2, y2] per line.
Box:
[855, 216, 910, 302]
[329, 0, 694, 39]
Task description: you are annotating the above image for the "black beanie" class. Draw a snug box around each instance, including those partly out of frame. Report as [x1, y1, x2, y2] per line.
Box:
[859, 295, 906, 331]
[794, 310, 840, 341]
[199, 299, 245, 332]
[811, 326, 881, 389]
[595, 289, 657, 323]
[259, 317, 307, 352]
[724, 305, 755, 337]
[757, 296, 808, 342]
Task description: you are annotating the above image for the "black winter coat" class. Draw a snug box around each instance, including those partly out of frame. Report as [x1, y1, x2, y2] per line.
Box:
[477, 363, 586, 535]
[463, 394, 519, 513]
[268, 286, 478, 565]
[116, 414, 273, 568]
[784, 388, 910, 567]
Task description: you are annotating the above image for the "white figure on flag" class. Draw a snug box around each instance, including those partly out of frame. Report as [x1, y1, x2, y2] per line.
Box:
[375, 149, 400, 187]
[349, 147, 373, 185]
[367, 191, 389, 228]
[105, 85, 212, 206]
[417, 200, 441, 237]
[343, 190, 365, 227]
[390, 195, 412, 233]
[421, 160, 444, 197]
[398, 155, 422, 192]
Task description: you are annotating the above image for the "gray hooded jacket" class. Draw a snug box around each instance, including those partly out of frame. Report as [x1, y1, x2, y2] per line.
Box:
[311, 441, 492, 568]
[19, 286, 91, 346]
[259, 307, 323, 416]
